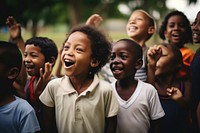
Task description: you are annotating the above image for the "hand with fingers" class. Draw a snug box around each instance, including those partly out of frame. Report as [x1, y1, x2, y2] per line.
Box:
[147, 45, 162, 67]
[35, 62, 53, 97]
[166, 87, 183, 101]
[86, 14, 103, 27]
[6, 16, 22, 40]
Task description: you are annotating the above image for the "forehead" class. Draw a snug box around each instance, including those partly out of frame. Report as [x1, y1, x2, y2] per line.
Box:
[168, 15, 185, 23]
[112, 41, 134, 52]
[130, 11, 149, 19]
[66, 31, 91, 45]
[25, 44, 42, 52]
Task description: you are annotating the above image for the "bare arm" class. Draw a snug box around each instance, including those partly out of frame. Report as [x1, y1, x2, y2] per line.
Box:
[35, 62, 53, 97]
[6, 16, 27, 98]
[85, 14, 103, 27]
[104, 116, 117, 133]
[42, 105, 57, 133]
[149, 118, 163, 133]
[54, 46, 64, 77]
[197, 101, 200, 130]
[147, 45, 162, 86]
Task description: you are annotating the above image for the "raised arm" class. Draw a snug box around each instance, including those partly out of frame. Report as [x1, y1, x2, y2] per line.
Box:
[85, 14, 103, 27]
[147, 45, 162, 86]
[6, 16, 27, 99]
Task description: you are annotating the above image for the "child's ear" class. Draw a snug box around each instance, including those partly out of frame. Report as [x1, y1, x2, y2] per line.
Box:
[148, 26, 155, 34]
[7, 67, 20, 80]
[49, 57, 56, 66]
[90, 58, 100, 68]
[135, 58, 143, 69]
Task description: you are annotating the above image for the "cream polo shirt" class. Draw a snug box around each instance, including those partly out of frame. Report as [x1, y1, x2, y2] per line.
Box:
[39, 75, 119, 133]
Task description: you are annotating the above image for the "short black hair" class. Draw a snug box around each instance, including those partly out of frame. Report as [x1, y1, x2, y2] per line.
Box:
[114, 38, 143, 61]
[25, 37, 58, 66]
[159, 10, 193, 44]
[66, 25, 111, 74]
[0, 41, 22, 71]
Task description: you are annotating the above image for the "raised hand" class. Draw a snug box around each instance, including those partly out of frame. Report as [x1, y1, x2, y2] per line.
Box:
[35, 62, 53, 97]
[147, 45, 162, 66]
[6, 16, 22, 40]
[86, 14, 103, 27]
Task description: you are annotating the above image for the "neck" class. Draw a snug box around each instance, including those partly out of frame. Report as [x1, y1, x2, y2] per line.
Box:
[132, 38, 147, 49]
[117, 77, 137, 89]
[69, 75, 94, 94]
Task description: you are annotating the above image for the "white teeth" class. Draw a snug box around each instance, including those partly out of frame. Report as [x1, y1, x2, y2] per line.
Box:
[193, 33, 199, 38]
[129, 26, 137, 31]
[64, 59, 72, 62]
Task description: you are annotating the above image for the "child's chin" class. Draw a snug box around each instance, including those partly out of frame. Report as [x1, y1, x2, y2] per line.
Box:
[27, 72, 37, 77]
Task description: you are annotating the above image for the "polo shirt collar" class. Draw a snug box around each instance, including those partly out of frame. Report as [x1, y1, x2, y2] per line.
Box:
[60, 75, 100, 95]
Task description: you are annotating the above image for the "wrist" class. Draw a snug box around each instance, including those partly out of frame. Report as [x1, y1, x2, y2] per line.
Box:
[148, 63, 156, 68]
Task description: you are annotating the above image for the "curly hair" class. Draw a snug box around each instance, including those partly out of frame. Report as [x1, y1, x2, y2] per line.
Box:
[25, 37, 58, 66]
[159, 10, 193, 44]
[65, 25, 111, 75]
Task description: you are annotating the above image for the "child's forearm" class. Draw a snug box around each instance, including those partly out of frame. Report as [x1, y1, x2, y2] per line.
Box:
[104, 116, 117, 133]
[147, 63, 156, 86]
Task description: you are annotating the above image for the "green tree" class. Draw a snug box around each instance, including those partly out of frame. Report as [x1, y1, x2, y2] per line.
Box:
[1, 0, 198, 37]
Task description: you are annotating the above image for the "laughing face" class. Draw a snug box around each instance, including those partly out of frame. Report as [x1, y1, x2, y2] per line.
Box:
[24, 45, 45, 77]
[61, 31, 94, 77]
[110, 41, 138, 80]
[164, 15, 187, 47]
[191, 11, 200, 43]
[126, 10, 152, 41]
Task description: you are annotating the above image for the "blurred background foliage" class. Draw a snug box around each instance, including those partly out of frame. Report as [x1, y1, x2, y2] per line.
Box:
[0, 0, 199, 49]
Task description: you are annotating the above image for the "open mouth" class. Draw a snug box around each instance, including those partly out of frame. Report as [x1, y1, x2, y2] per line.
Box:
[193, 32, 200, 38]
[111, 66, 123, 73]
[172, 33, 180, 38]
[128, 26, 138, 32]
[25, 63, 34, 70]
[64, 59, 75, 67]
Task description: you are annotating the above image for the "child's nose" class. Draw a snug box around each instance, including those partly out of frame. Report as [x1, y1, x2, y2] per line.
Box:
[112, 57, 120, 64]
[129, 19, 136, 24]
[24, 55, 31, 62]
[65, 49, 74, 56]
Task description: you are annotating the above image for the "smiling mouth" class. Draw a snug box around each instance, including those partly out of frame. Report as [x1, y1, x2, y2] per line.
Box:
[128, 26, 138, 32]
[64, 60, 75, 67]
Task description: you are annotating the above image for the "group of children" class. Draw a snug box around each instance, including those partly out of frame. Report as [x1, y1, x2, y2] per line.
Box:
[0, 9, 200, 133]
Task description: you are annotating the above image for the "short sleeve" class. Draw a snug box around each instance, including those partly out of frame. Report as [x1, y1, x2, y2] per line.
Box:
[39, 80, 56, 107]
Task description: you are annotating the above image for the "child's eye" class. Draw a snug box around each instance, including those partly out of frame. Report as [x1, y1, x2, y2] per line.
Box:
[31, 54, 38, 58]
[136, 17, 143, 21]
[24, 53, 27, 57]
[63, 45, 69, 50]
[178, 23, 185, 28]
[121, 55, 128, 60]
[76, 48, 83, 53]
[110, 54, 115, 60]
[169, 23, 175, 28]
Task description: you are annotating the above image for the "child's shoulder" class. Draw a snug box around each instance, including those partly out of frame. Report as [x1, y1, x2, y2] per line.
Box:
[96, 77, 113, 92]
[138, 80, 157, 92]
[13, 96, 34, 113]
